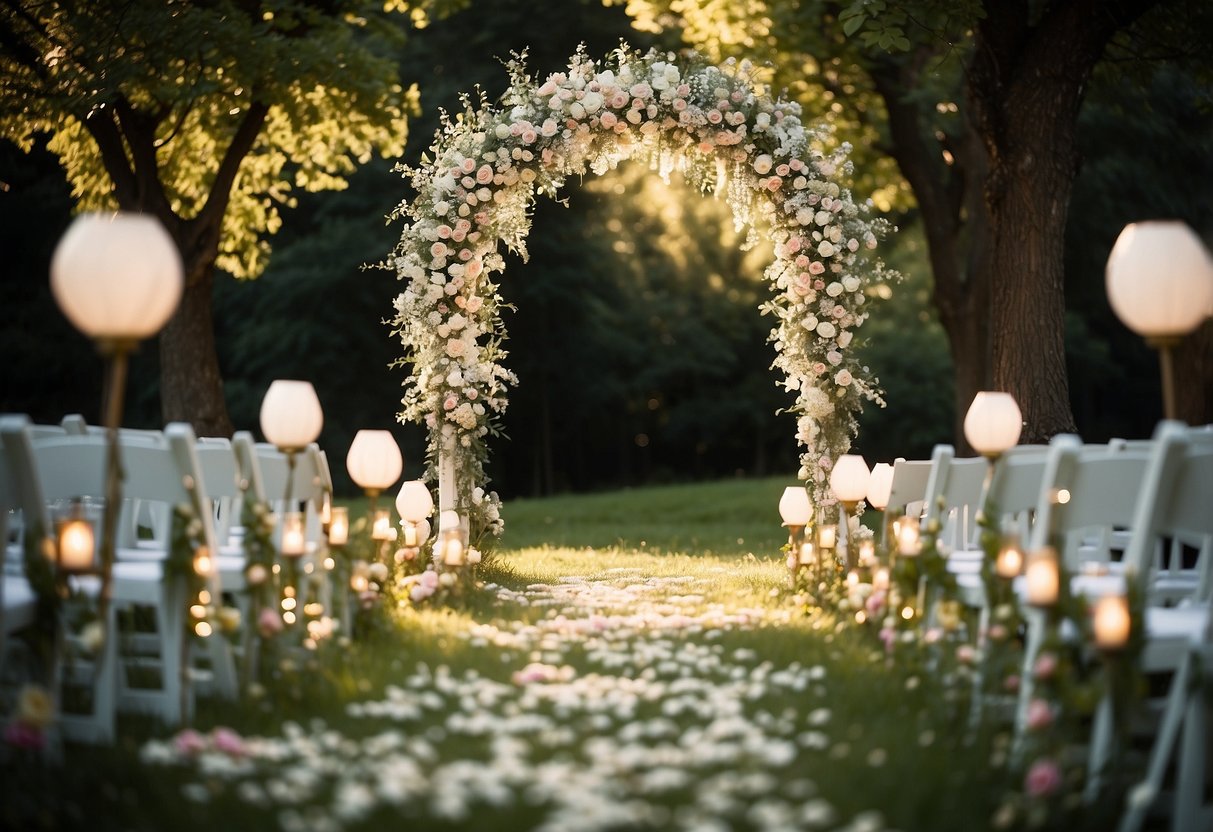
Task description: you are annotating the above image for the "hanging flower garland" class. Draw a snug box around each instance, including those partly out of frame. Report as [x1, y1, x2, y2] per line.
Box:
[388, 45, 895, 536]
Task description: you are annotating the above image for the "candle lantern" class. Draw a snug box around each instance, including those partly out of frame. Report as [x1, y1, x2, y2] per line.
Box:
[280, 511, 307, 558]
[995, 536, 1025, 578]
[54, 500, 98, 574]
[370, 508, 393, 541]
[1093, 592, 1131, 651]
[1025, 547, 1060, 607]
[817, 524, 838, 550]
[897, 521, 921, 556]
[328, 506, 349, 547]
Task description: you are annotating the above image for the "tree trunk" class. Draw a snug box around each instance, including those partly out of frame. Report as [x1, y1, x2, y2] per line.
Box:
[980, 97, 1079, 442]
[159, 267, 233, 437]
[1174, 320, 1213, 426]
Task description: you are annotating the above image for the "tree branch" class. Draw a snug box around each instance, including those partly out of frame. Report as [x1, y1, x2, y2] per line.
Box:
[80, 104, 140, 208]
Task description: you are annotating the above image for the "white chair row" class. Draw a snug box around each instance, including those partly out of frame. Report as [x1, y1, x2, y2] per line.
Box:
[0, 414, 333, 746]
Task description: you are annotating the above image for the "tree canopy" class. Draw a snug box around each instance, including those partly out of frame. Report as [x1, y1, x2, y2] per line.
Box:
[0, 0, 464, 434]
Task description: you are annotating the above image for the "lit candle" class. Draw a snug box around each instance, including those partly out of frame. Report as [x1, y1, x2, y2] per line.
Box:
[281, 511, 306, 558]
[442, 532, 464, 567]
[798, 542, 814, 565]
[873, 567, 890, 591]
[1025, 548, 1059, 606]
[1093, 593, 1131, 650]
[319, 493, 332, 528]
[996, 539, 1024, 578]
[56, 516, 95, 572]
[371, 508, 392, 541]
[858, 540, 876, 566]
[402, 521, 418, 547]
[897, 522, 920, 556]
[328, 507, 349, 546]
[817, 525, 837, 550]
[193, 545, 213, 576]
[846, 570, 859, 587]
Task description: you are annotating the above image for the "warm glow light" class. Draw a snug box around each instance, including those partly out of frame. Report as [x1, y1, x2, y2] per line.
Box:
[778, 486, 812, 526]
[798, 542, 814, 565]
[964, 392, 1023, 456]
[371, 508, 393, 541]
[259, 380, 323, 450]
[1106, 221, 1213, 338]
[1093, 593, 1131, 650]
[195, 622, 212, 638]
[56, 516, 95, 572]
[1055, 489, 1071, 505]
[858, 540, 876, 566]
[193, 547, 213, 576]
[901, 606, 915, 620]
[866, 462, 894, 510]
[328, 507, 349, 546]
[280, 511, 306, 557]
[401, 522, 418, 547]
[50, 212, 184, 342]
[873, 567, 890, 591]
[817, 524, 838, 550]
[829, 455, 871, 504]
[897, 522, 920, 556]
[395, 480, 435, 523]
[345, 430, 404, 492]
[442, 531, 464, 566]
[1025, 548, 1060, 606]
[996, 540, 1024, 578]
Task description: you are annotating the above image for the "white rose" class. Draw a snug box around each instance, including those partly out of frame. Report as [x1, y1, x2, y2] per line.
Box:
[447, 370, 464, 387]
[570, 102, 586, 120]
[581, 91, 603, 113]
[842, 276, 861, 293]
[816, 321, 837, 338]
[802, 315, 819, 331]
[753, 154, 773, 175]
[494, 123, 510, 140]
[837, 331, 853, 348]
[815, 210, 832, 226]
[826, 282, 843, 297]
[817, 241, 836, 257]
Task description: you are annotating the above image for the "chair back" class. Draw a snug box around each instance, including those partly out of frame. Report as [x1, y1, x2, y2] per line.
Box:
[194, 437, 243, 548]
[1027, 434, 1153, 569]
[921, 445, 987, 550]
[1120, 423, 1213, 599]
[984, 445, 1051, 538]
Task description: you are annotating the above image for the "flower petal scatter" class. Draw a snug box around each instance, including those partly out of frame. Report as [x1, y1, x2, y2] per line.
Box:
[142, 570, 908, 832]
[388, 46, 895, 528]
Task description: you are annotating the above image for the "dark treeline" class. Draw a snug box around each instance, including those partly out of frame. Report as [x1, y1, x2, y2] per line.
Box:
[1, 0, 1210, 498]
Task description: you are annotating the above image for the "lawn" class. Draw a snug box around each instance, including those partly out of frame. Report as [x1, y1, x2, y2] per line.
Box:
[0, 478, 1122, 832]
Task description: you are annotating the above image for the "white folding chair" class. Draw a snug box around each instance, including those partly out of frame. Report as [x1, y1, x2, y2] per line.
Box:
[0, 415, 119, 745]
[880, 457, 932, 548]
[0, 437, 38, 686]
[14, 422, 237, 728]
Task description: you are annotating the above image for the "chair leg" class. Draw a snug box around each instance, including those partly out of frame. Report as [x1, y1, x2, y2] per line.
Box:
[1084, 695, 1114, 802]
[1174, 666, 1207, 832]
[1117, 655, 1192, 832]
[1012, 607, 1046, 761]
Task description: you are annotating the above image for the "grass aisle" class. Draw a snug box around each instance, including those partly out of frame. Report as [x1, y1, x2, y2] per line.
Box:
[2, 480, 1078, 831]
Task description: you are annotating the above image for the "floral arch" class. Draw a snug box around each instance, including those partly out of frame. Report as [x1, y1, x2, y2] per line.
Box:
[388, 45, 894, 543]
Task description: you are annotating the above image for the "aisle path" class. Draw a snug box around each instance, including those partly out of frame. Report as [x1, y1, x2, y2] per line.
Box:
[142, 564, 905, 832]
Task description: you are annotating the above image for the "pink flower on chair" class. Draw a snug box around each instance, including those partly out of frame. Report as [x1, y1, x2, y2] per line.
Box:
[211, 726, 245, 757]
[1024, 758, 1063, 798]
[258, 608, 284, 638]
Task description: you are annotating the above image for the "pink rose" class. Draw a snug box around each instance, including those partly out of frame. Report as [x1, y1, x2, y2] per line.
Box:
[1024, 758, 1063, 798]
[812, 362, 827, 376]
[956, 644, 976, 664]
[1002, 673, 1020, 692]
[443, 395, 457, 411]
[1033, 652, 1058, 680]
[4, 721, 45, 751]
[436, 224, 452, 239]
[521, 129, 537, 144]
[173, 728, 208, 757]
[707, 109, 723, 124]
[600, 111, 617, 129]
[834, 369, 853, 386]
[446, 339, 466, 357]
[1026, 699, 1054, 732]
[765, 176, 783, 191]
[808, 261, 825, 275]
[211, 726, 245, 756]
[258, 608, 283, 637]
[776, 164, 790, 177]
[429, 242, 447, 258]
[460, 158, 476, 174]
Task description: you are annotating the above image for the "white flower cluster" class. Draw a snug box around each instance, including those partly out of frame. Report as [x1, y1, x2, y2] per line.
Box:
[389, 45, 893, 515]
